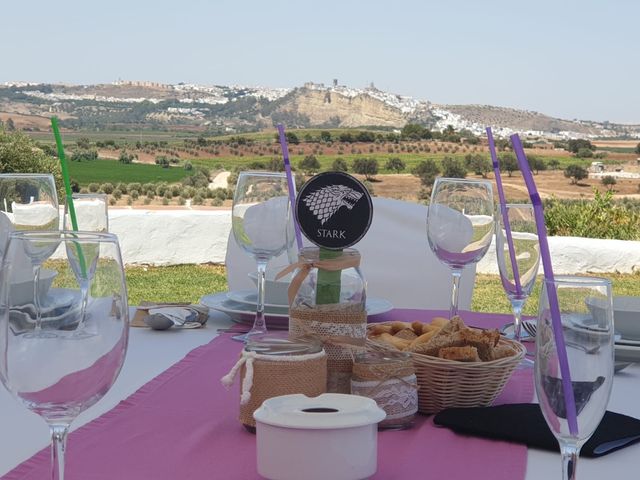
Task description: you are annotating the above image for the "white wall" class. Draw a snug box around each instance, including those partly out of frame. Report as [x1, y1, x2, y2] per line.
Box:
[107, 209, 640, 274]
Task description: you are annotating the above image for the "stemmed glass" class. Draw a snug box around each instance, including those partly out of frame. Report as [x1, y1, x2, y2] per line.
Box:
[0, 231, 129, 480]
[0, 174, 60, 328]
[63, 193, 110, 326]
[427, 177, 494, 318]
[496, 204, 540, 341]
[535, 276, 614, 480]
[231, 171, 291, 341]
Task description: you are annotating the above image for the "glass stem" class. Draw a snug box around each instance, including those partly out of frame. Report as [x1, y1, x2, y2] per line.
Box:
[511, 298, 525, 342]
[50, 424, 69, 480]
[559, 440, 580, 480]
[450, 268, 462, 318]
[250, 260, 268, 337]
[33, 264, 42, 330]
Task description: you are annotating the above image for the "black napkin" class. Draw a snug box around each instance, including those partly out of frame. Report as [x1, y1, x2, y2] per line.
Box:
[433, 403, 640, 457]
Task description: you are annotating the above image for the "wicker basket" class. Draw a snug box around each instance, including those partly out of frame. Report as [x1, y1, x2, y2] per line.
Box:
[367, 325, 526, 415]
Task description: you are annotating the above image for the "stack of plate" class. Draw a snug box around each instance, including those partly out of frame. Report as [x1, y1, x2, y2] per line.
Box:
[200, 290, 393, 329]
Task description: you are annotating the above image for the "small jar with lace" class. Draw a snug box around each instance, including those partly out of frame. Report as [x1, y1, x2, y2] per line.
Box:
[351, 350, 418, 430]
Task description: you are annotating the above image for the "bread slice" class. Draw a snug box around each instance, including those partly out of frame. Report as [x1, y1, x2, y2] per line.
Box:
[438, 346, 481, 362]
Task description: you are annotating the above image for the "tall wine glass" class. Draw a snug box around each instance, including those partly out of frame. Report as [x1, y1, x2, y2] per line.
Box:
[427, 177, 494, 318]
[535, 276, 614, 480]
[0, 231, 129, 480]
[0, 174, 60, 328]
[232, 171, 291, 341]
[496, 203, 540, 341]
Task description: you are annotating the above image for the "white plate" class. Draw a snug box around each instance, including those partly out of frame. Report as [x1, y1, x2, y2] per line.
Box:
[616, 337, 640, 347]
[200, 292, 393, 329]
[615, 343, 640, 363]
[227, 290, 288, 309]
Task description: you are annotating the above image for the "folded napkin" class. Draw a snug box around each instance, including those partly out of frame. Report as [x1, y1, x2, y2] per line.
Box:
[132, 302, 209, 328]
[433, 403, 640, 457]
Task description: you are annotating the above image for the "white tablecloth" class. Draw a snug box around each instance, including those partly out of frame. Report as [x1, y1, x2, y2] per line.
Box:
[0, 310, 638, 479]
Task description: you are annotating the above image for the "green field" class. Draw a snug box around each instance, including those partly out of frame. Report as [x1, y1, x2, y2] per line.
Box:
[68, 160, 189, 185]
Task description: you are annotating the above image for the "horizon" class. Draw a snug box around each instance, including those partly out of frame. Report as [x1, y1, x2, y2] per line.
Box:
[2, 0, 639, 124]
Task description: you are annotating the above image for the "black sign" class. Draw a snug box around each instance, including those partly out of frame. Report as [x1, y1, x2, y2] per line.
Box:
[295, 171, 373, 249]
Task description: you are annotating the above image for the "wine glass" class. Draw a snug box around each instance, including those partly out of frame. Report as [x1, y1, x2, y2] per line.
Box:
[496, 203, 540, 341]
[535, 276, 614, 480]
[63, 193, 109, 232]
[0, 173, 59, 254]
[0, 230, 129, 480]
[427, 177, 494, 318]
[231, 171, 291, 341]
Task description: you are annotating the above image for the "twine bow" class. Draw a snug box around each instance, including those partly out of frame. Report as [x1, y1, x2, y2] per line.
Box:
[276, 252, 361, 305]
[220, 351, 258, 405]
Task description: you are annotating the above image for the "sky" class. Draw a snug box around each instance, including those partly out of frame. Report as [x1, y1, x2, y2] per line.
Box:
[2, 0, 639, 123]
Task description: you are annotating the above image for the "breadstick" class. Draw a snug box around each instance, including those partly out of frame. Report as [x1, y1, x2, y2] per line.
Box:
[379, 332, 410, 350]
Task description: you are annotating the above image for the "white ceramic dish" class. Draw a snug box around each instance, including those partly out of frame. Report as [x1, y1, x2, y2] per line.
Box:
[588, 296, 640, 341]
[200, 292, 394, 329]
[254, 393, 386, 480]
[226, 290, 289, 309]
[614, 343, 640, 364]
[248, 271, 291, 306]
[10, 268, 57, 305]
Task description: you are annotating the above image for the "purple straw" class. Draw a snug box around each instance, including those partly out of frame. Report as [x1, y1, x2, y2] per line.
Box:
[511, 134, 578, 436]
[487, 127, 522, 296]
[277, 124, 303, 250]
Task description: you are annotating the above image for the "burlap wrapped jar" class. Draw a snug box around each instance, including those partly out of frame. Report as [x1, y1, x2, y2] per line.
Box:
[351, 351, 418, 430]
[279, 247, 367, 394]
[221, 334, 327, 430]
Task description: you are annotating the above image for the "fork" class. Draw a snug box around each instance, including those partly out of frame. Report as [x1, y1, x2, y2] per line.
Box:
[522, 320, 604, 354]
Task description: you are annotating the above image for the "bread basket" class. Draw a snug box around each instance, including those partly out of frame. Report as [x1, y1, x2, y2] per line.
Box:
[367, 323, 527, 415]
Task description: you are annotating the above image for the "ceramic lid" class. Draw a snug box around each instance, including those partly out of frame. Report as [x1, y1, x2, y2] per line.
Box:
[253, 393, 386, 430]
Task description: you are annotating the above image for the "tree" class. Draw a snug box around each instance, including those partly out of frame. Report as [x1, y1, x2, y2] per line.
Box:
[285, 132, 299, 145]
[355, 131, 375, 142]
[5, 118, 15, 131]
[576, 147, 594, 158]
[464, 154, 491, 178]
[412, 159, 440, 189]
[566, 138, 594, 154]
[527, 155, 547, 174]
[441, 156, 467, 178]
[338, 132, 354, 143]
[385, 157, 406, 173]
[352, 158, 379, 180]
[0, 130, 62, 195]
[499, 153, 519, 177]
[299, 155, 321, 175]
[320, 131, 332, 142]
[601, 175, 617, 189]
[548, 159, 561, 170]
[119, 150, 135, 164]
[564, 164, 588, 184]
[635, 143, 640, 155]
[401, 123, 427, 140]
[331, 158, 348, 172]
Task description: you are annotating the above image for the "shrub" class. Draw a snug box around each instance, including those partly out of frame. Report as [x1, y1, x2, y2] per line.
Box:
[441, 156, 467, 178]
[79, 188, 89, 194]
[112, 189, 122, 200]
[129, 189, 140, 200]
[299, 155, 321, 175]
[155, 182, 168, 196]
[143, 197, 151, 205]
[601, 176, 617, 187]
[162, 197, 170, 206]
[576, 147, 594, 158]
[88, 182, 100, 193]
[192, 194, 204, 205]
[171, 184, 181, 197]
[101, 182, 114, 194]
[211, 197, 223, 207]
[127, 197, 133, 206]
[109, 197, 117, 206]
[116, 182, 128, 194]
[332, 158, 349, 172]
[184, 161, 193, 171]
[385, 157, 406, 173]
[142, 183, 155, 195]
[412, 160, 440, 188]
[119, 151, 135, 164]
[128, 182, 142, 193]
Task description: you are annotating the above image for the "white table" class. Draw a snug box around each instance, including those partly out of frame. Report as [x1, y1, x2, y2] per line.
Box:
[0, 310, 638, 479]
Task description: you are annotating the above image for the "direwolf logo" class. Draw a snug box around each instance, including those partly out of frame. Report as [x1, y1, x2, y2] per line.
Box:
[302, 185, 363, 225]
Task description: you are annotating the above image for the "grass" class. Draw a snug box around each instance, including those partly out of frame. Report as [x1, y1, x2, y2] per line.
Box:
[122, 265, 640, 318]
[68, 159, 189, 185]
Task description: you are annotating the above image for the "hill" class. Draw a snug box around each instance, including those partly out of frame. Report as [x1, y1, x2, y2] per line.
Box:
[1, 80, 639, 139]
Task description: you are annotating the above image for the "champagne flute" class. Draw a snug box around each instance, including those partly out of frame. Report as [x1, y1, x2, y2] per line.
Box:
[231, 171, 291, 341]
[535, 276, 614, 480]
[63, 193, 109, 326]
[496, 204, 540, 341]
[0, 231, 129, 480]
[427, 177, 494, 318]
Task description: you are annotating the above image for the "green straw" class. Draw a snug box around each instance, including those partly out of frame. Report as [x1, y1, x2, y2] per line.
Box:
[51, 117, 87, 277]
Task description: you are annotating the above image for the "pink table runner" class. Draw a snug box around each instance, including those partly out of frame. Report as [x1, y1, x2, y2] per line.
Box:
[3, 309, 534, 480]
